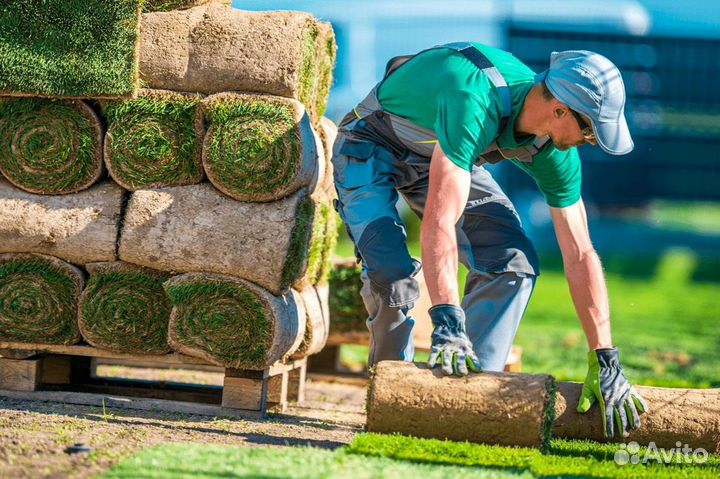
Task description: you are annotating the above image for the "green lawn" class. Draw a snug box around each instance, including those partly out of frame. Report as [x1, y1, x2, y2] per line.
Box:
[100, 435, 720, 479]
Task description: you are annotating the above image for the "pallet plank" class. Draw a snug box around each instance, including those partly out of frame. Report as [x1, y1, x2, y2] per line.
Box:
[0, 358, 41, 391]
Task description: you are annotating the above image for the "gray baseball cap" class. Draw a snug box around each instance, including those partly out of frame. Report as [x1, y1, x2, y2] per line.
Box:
[535, 50, 633, 155]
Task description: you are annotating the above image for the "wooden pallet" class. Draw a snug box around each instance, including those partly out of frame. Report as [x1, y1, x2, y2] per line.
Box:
[0, 342, 306, 418]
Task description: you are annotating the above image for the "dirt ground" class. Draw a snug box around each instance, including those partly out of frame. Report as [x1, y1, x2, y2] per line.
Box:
[0, 365, 367, 479]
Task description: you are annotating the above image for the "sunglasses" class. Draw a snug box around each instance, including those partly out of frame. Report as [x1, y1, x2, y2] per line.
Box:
[569, 109, 596, 143]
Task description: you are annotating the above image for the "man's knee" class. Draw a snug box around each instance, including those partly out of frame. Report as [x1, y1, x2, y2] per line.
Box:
[358, 216, 420, 308]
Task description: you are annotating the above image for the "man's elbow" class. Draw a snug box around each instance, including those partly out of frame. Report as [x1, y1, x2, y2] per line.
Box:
[562, 246, 599, 271]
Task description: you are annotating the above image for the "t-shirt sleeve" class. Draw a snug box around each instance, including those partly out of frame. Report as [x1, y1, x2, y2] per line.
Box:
[433, 84, 499, 172]
[510, 145, 582, 208]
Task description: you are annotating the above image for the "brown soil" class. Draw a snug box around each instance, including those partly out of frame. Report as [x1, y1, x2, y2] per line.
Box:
[0, 365, 366, 478]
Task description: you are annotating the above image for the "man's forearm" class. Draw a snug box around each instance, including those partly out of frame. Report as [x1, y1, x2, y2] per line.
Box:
[564, 249, 612, 350]
[421, 218, 460, 306]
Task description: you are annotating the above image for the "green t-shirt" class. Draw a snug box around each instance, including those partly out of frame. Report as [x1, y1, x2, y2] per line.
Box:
[377, 43, 582, 208]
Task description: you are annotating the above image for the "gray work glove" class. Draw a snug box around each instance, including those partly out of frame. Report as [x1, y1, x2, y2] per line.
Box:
[427, 304, 482, 376]
[577, 347, 649, 438]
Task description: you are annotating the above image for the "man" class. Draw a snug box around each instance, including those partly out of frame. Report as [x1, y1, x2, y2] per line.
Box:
[331, 42, 648, 438]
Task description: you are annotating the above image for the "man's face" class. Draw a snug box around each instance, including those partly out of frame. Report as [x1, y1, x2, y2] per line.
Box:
[547, 106, 597, 151]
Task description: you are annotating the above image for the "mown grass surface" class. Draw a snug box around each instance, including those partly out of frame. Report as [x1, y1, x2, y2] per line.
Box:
[0, 0, 140, 98]
[100, 442, 531, 479]
[348, 433, 720, 479]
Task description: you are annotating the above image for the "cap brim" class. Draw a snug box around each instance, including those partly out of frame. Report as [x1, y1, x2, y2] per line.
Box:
[594, 114, 634, 155]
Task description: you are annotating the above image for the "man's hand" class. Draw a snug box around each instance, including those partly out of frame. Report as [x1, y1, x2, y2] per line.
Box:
[577, 347, 649, 437]
[427, 304, 482, 376]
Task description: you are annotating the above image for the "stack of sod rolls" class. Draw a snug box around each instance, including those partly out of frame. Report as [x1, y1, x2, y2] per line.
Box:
[0, 1, 338, 370]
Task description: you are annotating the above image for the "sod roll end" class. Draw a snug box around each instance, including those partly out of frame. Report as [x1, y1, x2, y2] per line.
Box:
[554, 381, 720, 453]
[201, 93, 319, 202]
[0, 98, 104, 195]
[0, 253, 84, 345]
[165, 272, 305, 369]
[367, 361, 555, 449]
[102, 89, 205, 190]
[78, 262, 172, 355]
[292, 285, 329, 358]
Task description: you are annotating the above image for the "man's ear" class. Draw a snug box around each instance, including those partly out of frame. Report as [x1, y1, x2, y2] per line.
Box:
[554, 106, 567, 119]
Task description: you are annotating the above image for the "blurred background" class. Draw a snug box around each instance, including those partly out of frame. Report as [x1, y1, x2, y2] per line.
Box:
[238, 1, 719, 387]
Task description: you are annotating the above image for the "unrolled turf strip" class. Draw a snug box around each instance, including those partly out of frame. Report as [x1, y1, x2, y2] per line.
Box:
[366, 361, 556, 450]
[0, 0, 141, 99]
[78, 262, 172, 355]
[0, 98, 104, 194]
[201, 92, 319, 202]
[164, 272, 306, 369]
[0, 253, 84, 345]
[102, 89, 204, 190]
[119, 184, 321, 295]
[0, 179, 124, 265]
[139, 5, 335, 121]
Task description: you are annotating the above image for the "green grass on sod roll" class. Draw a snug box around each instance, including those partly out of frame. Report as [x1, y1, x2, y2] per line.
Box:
[203, 95, 303, 199]
[315, 27, 337, 119]
[298, 24, 321, 120]
[0, 254, 82, 344]
[0, 98, 102, 194]
[100, 443, 527, 479]
[281, 196, 316, 290]
[347, 433, 720, 479]
[103, 90, 203, 190]
[328, 262, 367, 333]
[304, 203, 331, 285]
[316, 208, 339, 285]
[165, 277, 272, 368]
[0, 0, 141, 98]
[79, 266, 172, 354]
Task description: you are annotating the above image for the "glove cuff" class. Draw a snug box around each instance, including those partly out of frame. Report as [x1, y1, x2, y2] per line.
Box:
[428, 304, 466, 329]
[590, 347, 620, 368]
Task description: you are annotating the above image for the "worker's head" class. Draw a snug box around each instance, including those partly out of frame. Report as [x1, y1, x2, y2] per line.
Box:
[535, 50, 632, 155]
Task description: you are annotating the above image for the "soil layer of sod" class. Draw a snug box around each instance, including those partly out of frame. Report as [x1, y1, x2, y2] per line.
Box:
[78, 262, 172, 355]
[0, 98, 104, 194]
[0, 253, 83, 344]
[102, 89, 204, 190]
[0, 0, 141, 98]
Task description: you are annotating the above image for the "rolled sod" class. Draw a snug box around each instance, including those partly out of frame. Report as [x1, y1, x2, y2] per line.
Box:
[318, 117, 338, 200]
[0, 253, 83, 345]
[139, 5, 335, 121]
[102, 89, 204, 190]
[119, 184, 319, 295]
[78, 262, 172, 355]
[314, 23, 337, 120]
[0, 98, 104, 195]
[366, 361, 556, 450]
[0, 179, 124, 265]
[143, 0, 231, 12]
[292, 285, 330, 358]
[201, 92, 320, 202]
[316, 207, 340, 286]
[0, 0, 140, 98]
[328, 260, 367, 334]
[164, 272, 305, 369]
[295, 201, 336, 290]
[554, 381, 720, 453]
